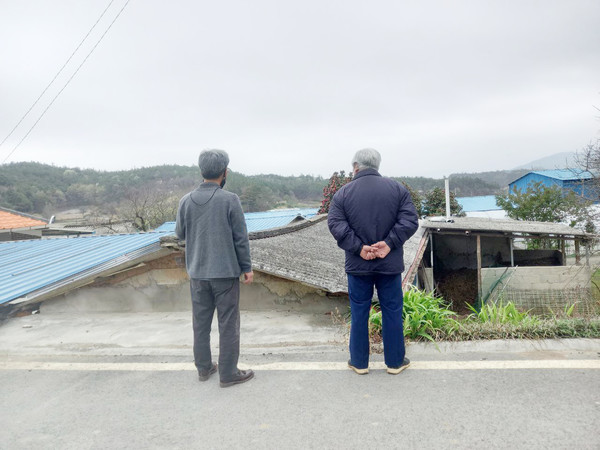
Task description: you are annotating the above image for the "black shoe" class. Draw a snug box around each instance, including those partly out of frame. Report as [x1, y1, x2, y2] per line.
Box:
[387, 357, 410, 375]
[220, 369, 255, 388]
[198, 363, 217, 382]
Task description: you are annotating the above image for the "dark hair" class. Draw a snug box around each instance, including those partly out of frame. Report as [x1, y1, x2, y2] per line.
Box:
[198, 149, 229, 179]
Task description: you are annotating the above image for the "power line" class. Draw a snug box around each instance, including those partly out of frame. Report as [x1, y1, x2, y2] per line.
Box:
[0, 0, 116, 149]
[1, 0, 132, 164]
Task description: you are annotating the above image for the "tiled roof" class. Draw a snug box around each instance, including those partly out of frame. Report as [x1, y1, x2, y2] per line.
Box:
[249, 219, 426, 294]
[250, 220, 348, 293]
[0, 208, 48, 230]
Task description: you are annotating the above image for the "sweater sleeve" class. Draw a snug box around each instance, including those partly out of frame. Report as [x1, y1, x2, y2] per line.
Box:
[230, 195, 252, 273]
[175, 197, 186, 241]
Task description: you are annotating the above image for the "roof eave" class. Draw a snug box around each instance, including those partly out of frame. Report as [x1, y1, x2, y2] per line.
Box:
[5, 246, 174, 309]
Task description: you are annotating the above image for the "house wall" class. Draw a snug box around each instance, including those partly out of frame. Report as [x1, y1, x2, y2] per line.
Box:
[40, 256, 347, 314]
[509, 173, 563, 193]
[0, 229, 43, 241]
[481, 266, 592, 313]
[563, 179, 599, 202]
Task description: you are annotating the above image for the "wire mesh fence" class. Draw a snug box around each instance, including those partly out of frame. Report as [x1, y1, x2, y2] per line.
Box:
[482, 264, 600, 317]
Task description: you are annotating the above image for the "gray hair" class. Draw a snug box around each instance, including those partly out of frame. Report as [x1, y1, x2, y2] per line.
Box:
[198, 149, 229, 179]
[352, 148, 381, 171]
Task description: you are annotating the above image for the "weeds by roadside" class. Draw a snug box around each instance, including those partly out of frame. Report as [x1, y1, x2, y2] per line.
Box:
[452, 317, 600, 340]
[335, 288, 600, 345]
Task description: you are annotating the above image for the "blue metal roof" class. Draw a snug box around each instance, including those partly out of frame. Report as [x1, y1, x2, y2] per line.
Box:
[0, 231, 173, 305]
[510, 170, 594, 185]
[153, 208, 319, 233]
[154, 222, 176, 232]
[2, 208, 320, 306]
[531, 169, 594, 181]
[456, 196, 502, 212]
[244, 208, 318, 232]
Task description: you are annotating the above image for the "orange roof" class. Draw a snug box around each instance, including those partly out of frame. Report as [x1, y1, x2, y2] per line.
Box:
[0, 210, 48, 230]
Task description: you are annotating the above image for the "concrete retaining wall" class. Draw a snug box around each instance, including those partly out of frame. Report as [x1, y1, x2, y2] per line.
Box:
[481, 266, 590, 293]
[481, 266, 593, 313]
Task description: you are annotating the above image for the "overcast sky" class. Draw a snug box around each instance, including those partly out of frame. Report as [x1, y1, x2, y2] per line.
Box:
[1, 0, 599, 178]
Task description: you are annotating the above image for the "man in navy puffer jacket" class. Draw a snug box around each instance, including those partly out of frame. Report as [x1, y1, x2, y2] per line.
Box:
[328, 148, 419, 375]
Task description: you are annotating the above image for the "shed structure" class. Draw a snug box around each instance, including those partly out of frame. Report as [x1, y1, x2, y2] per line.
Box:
[416, 217, 594, 314]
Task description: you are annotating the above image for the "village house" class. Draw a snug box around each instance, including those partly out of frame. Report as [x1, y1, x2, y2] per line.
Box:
[1, 206, 594, 318]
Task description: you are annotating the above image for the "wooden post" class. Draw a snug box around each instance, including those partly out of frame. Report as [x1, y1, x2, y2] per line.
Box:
[430, 234, 434, 268]
[575, 239, 581, 265]
[477, 234, 482, 302]
[560, 239, 566, 266]
[585, 241, 590, 267]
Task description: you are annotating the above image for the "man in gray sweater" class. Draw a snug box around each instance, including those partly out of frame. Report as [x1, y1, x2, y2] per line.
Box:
[176, 149, 254, 387]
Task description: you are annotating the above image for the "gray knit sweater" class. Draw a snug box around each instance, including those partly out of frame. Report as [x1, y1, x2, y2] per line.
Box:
[175, 182, 252, 279]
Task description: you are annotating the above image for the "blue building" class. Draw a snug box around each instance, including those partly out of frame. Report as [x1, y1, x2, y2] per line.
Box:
[456, 195, 506, 219]
[508, 170, 597, 202]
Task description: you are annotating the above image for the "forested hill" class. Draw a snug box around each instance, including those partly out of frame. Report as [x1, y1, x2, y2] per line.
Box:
[0, 162, 326, 215]
[0, 162, 524, 215]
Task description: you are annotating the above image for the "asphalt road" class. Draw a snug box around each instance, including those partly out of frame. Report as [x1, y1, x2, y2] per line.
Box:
[2, 355, 599, 449]
[1, 312, 599, 449]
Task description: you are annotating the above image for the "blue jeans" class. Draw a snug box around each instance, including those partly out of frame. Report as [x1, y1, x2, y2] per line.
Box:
[347, 273, 405, 369]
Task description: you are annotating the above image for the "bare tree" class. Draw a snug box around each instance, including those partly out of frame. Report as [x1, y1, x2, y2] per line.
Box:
[121, 185, 179, 231]
[84, 206, 134, 234]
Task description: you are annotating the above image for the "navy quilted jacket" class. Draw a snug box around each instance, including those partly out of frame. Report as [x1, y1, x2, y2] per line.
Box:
[327, 168, 419, 275]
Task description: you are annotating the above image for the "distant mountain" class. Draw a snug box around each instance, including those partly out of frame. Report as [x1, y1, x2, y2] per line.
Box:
[513, 152, 577, 170]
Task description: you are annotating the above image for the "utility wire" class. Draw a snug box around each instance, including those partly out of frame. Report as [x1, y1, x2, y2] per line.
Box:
[0, 0, 116, 149]
[1, 0, 131, 164]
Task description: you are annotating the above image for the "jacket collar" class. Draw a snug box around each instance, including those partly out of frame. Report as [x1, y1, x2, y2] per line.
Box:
[198, 182, 220, 189]
[353, 168, 381, 180]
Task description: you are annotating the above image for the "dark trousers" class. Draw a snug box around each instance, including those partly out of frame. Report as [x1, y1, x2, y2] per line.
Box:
[190, 278, 240, 380]
[347, 273, 405, 369]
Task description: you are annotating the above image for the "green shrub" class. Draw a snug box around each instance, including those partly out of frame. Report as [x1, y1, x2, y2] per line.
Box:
[367, 288, 459, 342]
[402, 287, 460, 341]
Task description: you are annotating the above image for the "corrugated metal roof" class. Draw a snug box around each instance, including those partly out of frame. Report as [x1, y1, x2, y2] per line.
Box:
[154, 222, 176, 232]
[154, 208, 319, 233]
[510, 169, 595, 184]
[245, 209, 318, 232]
[456, 195, 502, 212]
[422, 216, 588, 236]
[531, 169, 594, 181]
[0, 231, 173, 305]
